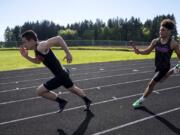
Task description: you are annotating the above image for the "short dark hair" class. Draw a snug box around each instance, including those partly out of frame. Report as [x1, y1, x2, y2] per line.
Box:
[21, 30, 38, 41]
[161, 19, 175, 30]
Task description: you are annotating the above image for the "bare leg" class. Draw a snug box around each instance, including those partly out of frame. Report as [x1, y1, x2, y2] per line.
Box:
[68, 84, 86, 97]
[36, 84, 68, 112]
[68, 84, 92, 111]
[132, 79, 157, 108]
[36, 84, 58, 101]
[143, 79, 157, 98]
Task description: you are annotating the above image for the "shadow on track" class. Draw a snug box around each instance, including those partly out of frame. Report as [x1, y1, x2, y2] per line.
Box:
[57, 110, 94, 135]
[136, 106, 180, 135]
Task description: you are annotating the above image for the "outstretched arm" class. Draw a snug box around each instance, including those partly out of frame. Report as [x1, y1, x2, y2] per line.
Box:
[129, 39, 157, 55]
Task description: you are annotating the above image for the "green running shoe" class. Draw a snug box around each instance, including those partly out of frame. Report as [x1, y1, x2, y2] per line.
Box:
[132, 98, 143, 108]
[174, 63, 180, 73]
[175, 63, 180, 68]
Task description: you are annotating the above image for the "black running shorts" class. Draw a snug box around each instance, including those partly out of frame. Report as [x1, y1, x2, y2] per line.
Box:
[153, 68, 170, 82]
[43, 71, 73, 90]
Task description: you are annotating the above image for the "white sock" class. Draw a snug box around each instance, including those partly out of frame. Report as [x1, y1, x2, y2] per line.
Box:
[139, 96, 145, 102]
[173, 67, 179, 74]
[173, 67, 178, 74]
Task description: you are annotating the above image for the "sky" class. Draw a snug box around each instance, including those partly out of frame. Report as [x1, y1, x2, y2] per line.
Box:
[0, 0, 180, 41]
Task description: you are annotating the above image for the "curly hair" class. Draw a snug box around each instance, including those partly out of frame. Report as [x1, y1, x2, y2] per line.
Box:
[161, 19, 175, 30]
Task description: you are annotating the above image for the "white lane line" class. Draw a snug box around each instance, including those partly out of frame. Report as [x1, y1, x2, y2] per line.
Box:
[0, 63, 152, 80]
[0, 78, 150, 105]
[71, 68, 77, 70]
[0, 70, 153, 93]
[153, 91, 160, 94]
[1, 76, 180, 108]
[16, 88, 20, 90]
[74, 71, 152, 82]
[1, 69, 180, 105]
[0, 98, 123, 125]
[0, 93, 144, 126]
[1, 60, 177, 81]
[72, 66, 152, 77]
[0, 65, 153, 85]
[0, 86, 38, 93]
[112, 96, 117, 100]
[92, 107, 180, 135]
[1, 70, 180, 94]
[133, 69, 139, 72]
[1, 85, 180, 126]
[0, 97, 41, 105]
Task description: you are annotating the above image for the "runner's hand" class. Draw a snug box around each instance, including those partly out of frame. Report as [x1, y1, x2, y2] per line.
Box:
[129, 41, 140, 54]
[63, 53, 72, 63]
[20, 46, 28, 58]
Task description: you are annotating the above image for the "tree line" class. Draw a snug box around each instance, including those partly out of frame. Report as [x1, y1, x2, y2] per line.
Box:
[4, 14, 178, 43]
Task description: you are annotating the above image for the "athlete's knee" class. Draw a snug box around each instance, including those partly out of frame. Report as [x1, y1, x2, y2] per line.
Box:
[36, 85, 48, 96]
[36, 87, 43, 96]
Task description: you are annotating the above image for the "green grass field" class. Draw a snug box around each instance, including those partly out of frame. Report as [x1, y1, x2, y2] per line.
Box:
[0, 47, 178, 71]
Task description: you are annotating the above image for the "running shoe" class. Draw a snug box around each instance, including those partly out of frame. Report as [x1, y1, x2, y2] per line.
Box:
[132, 98, 143, 108]
[173, 63, 180, 73]
[84, 99, 92, 111]
[58, 99, 68, 113]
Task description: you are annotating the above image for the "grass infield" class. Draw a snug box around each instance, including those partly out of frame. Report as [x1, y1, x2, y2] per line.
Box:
[0, 47, 177, 71]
